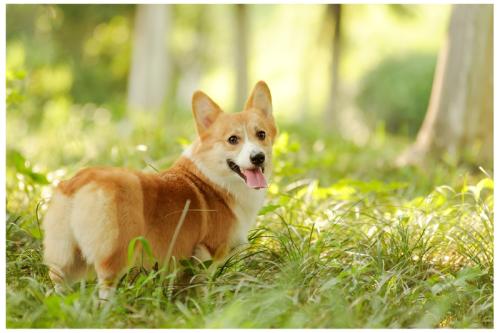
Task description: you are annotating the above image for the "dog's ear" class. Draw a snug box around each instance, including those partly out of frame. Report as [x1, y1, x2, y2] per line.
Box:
[244, 81, 273, 117]
[192, 91, 223, 136]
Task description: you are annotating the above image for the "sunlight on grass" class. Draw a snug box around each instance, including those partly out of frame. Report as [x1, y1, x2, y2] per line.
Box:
[6, 120, 493, 328]
[5, 4, 492, 328]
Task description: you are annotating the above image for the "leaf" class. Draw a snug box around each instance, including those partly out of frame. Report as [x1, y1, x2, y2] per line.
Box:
[7, 149, 27, 171]
[175, 300, 194, 320]
[259, 204, 281, 216]
[319, 277, 339, 292]
[127, 236, 154, 264]
[26, 170, 50, 185]
[473, 178, 494, 201]
[176, 137, 191, 148]
[7, 149, 49, 184]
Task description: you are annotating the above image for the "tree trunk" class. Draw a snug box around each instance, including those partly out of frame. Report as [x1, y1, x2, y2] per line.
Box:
[397, 4, 493, 167]
[235, 4, 248, 109]
[127, 4, 171, 112]
[324, 4, 342, 128]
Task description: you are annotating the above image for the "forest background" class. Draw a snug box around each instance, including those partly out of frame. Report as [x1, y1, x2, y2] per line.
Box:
[6, 4, 493, 328]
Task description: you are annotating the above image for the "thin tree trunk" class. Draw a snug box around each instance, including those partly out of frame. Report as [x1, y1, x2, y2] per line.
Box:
[235, 4, 248, 109]
[324, 4, 342, 128]
[397, 4, 493, 166]
[127, 4, 171, 112]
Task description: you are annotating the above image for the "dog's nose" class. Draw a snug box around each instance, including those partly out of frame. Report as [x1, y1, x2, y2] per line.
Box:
[250, 152, 265, 166]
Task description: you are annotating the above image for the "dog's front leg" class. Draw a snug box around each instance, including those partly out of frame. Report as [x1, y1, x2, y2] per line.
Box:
[193, 243, 212, 262]
[192, 243, 230, 270]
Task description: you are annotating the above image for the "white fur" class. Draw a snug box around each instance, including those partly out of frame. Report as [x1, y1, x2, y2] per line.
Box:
[70, 184, 118, 266]
[98, 284, 115, 300]
[43, 184, 118, 275]
[193, 244, 213, 262]
[183, 140, 268, 248]
[234, 129, 263, 171]
[43, 192, 76, 271]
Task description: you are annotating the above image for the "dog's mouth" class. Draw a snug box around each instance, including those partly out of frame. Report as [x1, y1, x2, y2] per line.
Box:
[227, 159, 267, 189]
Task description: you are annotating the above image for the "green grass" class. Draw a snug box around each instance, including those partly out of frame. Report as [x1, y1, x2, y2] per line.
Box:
[6, 112, 493, 328]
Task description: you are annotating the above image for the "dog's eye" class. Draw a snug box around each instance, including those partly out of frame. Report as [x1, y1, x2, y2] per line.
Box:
[256, 131, 266, 140]
[228, 135, 239, 145]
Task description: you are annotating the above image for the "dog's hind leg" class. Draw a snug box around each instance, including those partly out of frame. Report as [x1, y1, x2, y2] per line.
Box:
[68, 184, 122, 301]
[94, 245, 128, 301]
[43, 191, 89, 292]
[70, 181, 143, 302]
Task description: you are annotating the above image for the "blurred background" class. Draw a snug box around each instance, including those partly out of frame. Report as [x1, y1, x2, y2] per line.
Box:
[6, 4, 493, 199]
[6, 5, 494, 327]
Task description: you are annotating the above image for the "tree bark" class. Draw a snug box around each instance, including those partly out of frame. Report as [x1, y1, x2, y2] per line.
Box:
[127, 4, 171, 112]
[397, 4, 493, 167]
[235, 4, 249, 109]
[324, 4, 342, 128]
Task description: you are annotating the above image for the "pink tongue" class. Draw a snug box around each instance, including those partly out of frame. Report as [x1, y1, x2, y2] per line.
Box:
[242, 169, 267, 189]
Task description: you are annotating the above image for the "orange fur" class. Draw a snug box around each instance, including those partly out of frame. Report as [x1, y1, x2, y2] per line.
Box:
[42, 81, 277, 299]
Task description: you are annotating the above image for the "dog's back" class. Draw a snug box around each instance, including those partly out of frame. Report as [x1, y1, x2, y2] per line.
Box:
[43, 158, 236, 298]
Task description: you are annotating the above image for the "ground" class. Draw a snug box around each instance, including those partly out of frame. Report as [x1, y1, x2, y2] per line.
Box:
[6, 115, 493, 328]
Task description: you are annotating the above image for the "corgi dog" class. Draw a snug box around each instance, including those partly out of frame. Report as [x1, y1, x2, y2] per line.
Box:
[42, 81, 277, 299]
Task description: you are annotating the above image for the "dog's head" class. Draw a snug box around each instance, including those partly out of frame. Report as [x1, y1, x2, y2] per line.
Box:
[186, 81, 277, 191]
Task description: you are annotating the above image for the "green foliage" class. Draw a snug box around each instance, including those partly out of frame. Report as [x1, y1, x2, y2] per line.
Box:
[7, 4, 134, 126]
[6, 115, 493, 327]
[8, 149, 50, 185]
[5, 4, 491, 329]
[357, 53, 437, 136]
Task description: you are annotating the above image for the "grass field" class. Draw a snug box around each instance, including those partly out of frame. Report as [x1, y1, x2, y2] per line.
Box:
[6, 113, 493, 328]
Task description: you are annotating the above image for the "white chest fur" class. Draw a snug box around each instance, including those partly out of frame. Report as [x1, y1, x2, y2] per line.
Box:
[228, 186, 266, 247]
[183, 149, 267, 247]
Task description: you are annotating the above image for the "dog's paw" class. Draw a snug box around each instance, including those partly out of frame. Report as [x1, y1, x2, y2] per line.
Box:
[193, 244, 212, 262]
